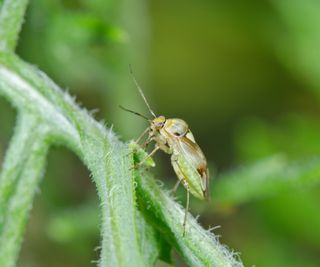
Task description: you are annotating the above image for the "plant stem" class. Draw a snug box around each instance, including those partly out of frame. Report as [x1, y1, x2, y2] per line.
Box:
[0, 114, 49, 267]
[0, 0, 29, 51]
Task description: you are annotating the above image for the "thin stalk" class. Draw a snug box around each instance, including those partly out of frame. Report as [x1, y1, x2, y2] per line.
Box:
[0, 0, 29, 51]
[0, 114, 49, 267]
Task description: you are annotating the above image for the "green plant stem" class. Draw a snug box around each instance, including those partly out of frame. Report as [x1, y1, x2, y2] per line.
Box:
[80, 135, 147, 267]
[0, 0, 29, 51]
[0, 114, 49, 267]
[0, 114, 43, 227]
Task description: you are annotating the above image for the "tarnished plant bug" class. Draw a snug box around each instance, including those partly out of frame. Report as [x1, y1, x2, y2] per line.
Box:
[122, 67, 210, 236]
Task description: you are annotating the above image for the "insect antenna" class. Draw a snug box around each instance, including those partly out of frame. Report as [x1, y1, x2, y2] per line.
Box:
[119, 105, 150, 121]
[129, 65, 157, 118]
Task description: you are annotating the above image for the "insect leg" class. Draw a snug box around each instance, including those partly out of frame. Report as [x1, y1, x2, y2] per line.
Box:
[136, 127, 150, 144]
[171, 179, 181, 196]
[137, 145, 160, 167]
[171, 156, 191, 236]
[141, 136, 153, 149]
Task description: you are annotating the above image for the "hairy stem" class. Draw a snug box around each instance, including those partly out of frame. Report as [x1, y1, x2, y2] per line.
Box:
[0, 114, 49, 267]
[0, 0, 29, 51]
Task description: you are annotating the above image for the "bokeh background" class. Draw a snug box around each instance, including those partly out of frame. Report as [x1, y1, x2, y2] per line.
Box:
[1, 0, 320, 266]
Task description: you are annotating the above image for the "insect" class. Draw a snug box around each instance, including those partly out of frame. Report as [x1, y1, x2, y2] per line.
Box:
[122, 68, 209, 235]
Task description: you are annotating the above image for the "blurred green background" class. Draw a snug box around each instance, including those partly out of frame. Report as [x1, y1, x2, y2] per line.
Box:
[1, 0, 320, 266]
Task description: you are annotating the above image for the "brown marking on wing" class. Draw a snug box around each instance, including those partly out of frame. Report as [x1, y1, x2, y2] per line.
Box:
[197, 165, 209, 200]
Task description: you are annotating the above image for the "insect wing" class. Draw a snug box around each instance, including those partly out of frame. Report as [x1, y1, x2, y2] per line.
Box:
[173, 135, 209, 199]
[172, 152, 204, 199]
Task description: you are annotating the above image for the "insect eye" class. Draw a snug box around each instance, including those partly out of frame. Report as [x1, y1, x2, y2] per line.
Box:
[155, 122, 164, 128]
[153, 116, 166, 129]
